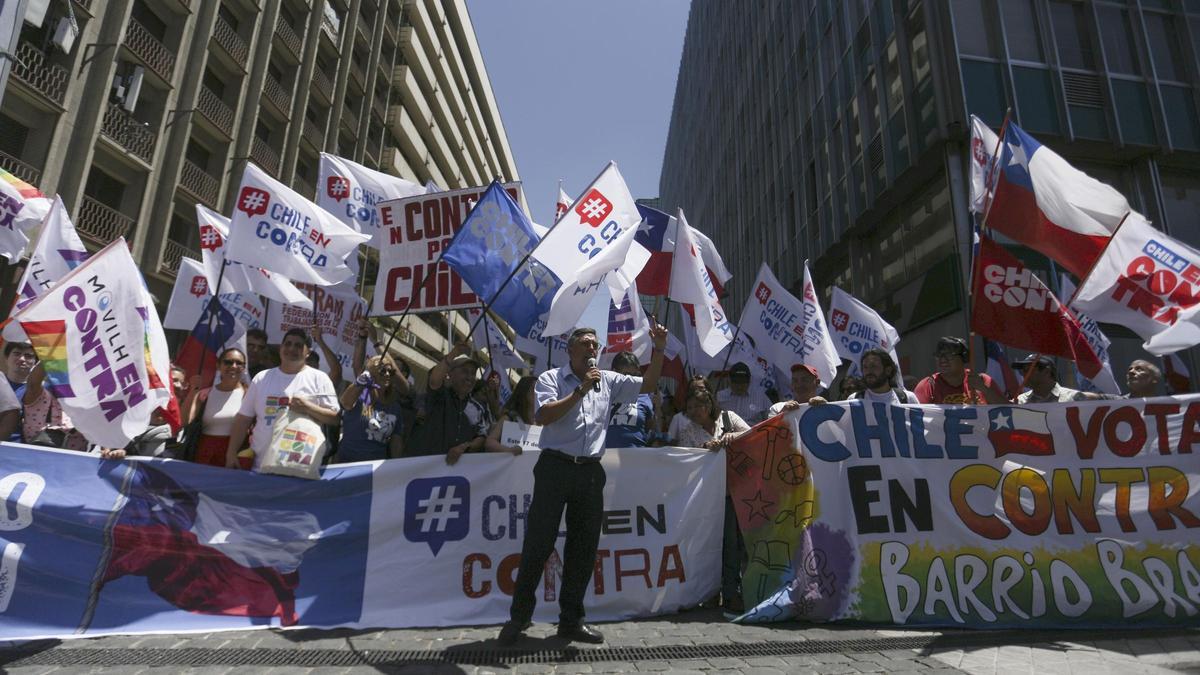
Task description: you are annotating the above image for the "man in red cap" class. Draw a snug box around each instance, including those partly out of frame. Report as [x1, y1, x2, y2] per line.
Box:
[768, 363, 823, 417]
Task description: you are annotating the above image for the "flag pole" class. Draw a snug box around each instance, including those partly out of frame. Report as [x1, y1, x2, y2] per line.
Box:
[196, 258, 230, 380]
[967, 109, 1012, 371]
[480, 306, 495, 375]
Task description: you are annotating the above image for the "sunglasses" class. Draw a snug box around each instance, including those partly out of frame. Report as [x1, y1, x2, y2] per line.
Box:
[379, 367, 396, 375]
[222, 359, 246, 366]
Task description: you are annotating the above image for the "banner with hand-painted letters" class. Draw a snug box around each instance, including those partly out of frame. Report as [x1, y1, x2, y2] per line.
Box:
[728, 396, 1200, 628]
[0, 444, 722, 641]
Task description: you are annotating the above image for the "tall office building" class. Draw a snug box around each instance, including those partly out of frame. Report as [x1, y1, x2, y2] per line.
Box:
[1, 0, 519, 374]
[660, 0, 1200, 380]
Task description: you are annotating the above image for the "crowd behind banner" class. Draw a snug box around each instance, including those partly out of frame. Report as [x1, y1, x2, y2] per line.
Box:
[0, 130, 1198, 629]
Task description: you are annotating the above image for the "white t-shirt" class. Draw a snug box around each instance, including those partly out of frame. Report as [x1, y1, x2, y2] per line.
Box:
[202, 386, 245, 437]
[717, 388, 772, 425]
[238, 366, 338, 466]
[674, 410, 750, 449]
[857, 388, 920, 404]
[0, 377, 18, 414]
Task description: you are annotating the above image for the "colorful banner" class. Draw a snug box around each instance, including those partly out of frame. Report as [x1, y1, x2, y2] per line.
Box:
[728, 396, 1200, 628]
[0, 445, 722, 640]
[374, 183, 522, 315]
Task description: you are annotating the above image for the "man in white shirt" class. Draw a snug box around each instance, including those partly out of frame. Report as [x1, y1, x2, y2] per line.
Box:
[717, 362, 770, 424]
[852, 348, 919, 404]
[225, 328, 340, 470]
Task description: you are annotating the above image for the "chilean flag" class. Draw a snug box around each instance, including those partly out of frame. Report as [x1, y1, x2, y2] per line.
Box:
[983, 338, 1021, 400]
[986, 122, 1132, 278]
[176, 295, 238, 385]
[988, 407, 1055, 457]
[634, 204, 731, 297]
[101, 463, 337, 625]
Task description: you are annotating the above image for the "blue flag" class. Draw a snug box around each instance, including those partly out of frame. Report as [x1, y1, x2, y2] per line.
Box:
[443, 182, 561, 335]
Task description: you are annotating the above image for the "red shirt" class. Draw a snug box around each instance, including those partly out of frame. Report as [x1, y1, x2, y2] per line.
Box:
[914, 371, 1004, 404]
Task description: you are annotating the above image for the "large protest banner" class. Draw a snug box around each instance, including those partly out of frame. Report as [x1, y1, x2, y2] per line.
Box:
[728, 396, 1200, 628]
[373, 183, 521, 315]
[0, 445, 721, 640]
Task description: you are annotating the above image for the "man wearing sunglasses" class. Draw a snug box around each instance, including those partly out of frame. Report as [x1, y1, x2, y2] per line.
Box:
[914, 337, 1006, 405]
[225, 328, 340, 470]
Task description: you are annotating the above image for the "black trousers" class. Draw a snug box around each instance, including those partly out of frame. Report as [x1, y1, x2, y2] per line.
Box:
[508, 452, 606, 626]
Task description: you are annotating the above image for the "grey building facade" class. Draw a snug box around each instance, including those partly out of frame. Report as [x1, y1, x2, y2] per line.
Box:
[660, 0, 1200, 383]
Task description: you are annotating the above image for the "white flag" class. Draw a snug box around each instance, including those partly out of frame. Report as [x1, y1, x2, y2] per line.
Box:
[669, 210, 733, 356]
[12, 239, 171, 447]
[828, 287, 902, 379]
[555, 183, 573, 223]
[3, 197, 88, 342]
[317, 153, 425, 248]
[1059, 274, 1122, 395]
[536, 162, 647, 335]
[514, 317, 569, 373]
[680, 308, 781, 397]
[1073, 213, 1200, 356]
[164, 257, 264, 338]
[196, 205, 312, 309]
[226, 163, 369, 286]
[0, 168, 51, 262]
[467, 308, 526, 372]
[738, 262, 839, 387]
[969, 114, 1000, 213]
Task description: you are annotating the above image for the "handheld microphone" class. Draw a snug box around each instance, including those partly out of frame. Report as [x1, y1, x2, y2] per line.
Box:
[587, 357, 600, 392]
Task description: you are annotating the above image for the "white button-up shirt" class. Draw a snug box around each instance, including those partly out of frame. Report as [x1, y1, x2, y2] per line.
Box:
[534, 365, 641, 459]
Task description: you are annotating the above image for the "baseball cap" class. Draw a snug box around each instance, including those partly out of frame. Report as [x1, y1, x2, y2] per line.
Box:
[1010, 354, 1053, 369]
[791, 363, 819, 378]
[448, 354, 480, 370]
[729, 362, 751, 378]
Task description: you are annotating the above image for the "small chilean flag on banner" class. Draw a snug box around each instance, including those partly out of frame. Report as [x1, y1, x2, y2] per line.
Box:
[986, 122, 1132, 278]
[988, 407, 1055, 457]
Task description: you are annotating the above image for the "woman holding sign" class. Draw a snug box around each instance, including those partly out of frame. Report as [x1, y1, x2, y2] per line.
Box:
[336, 353, 407, 463]
[484, 375, 537, 455]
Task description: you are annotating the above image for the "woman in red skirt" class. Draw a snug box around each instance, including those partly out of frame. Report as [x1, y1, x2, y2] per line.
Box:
[183, 347, 249, 466]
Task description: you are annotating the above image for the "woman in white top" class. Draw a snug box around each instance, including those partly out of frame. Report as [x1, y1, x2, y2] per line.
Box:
[182, 348, 248, 467]
[673, 389, 750, 450]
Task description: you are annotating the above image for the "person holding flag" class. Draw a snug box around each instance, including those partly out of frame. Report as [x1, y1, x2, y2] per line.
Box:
[914, 337, 1006, 404]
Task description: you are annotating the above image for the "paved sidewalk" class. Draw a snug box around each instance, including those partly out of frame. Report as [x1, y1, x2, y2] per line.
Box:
[1, 607, 1197, 674]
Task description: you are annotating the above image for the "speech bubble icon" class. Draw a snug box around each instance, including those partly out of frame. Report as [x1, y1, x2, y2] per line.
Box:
[198, 224, 223, 251]
[830, 309, 849, 332]
[755, 282, 772, 305]
[327, 176, 350, 202]
[189, 275, 209, 297]
[237, 187, 271, 218]
[574, 188, 613, 228]
[403, 476, 470, 556]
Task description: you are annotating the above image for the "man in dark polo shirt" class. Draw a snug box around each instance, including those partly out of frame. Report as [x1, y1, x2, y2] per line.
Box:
[407, 342, 492, 462]
[499, 322, 668, 646]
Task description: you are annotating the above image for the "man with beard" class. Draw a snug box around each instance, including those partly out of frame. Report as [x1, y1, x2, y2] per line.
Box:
[850, 348, 918, 403]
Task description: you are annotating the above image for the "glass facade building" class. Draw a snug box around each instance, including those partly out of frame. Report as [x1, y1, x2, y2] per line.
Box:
[660, 0, 1200, 380]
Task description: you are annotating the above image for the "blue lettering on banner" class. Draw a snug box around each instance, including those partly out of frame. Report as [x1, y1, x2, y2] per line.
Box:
[1143, 240, 1191, 273]
[800, 404, 980, 463]
[255, 220, 329, 268]
[801, 404, 849, 462]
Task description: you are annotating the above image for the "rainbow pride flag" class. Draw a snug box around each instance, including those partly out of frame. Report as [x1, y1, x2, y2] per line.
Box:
[19, 319, 75, 398]
[0, 168, 44, 200]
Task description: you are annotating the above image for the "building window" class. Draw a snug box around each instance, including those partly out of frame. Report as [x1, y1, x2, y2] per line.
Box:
[1161, 85, 1200, 150]
[1160, 169, 1200, 249]
[1143, 13, 1188, 82]
[1069, 105, 1108, 140]
[1050, 0, 1096, 70]
[1112, 80, 1155, 145]
[1013, 66, 1059, 133]
[1001, 0, 1044, 62]
[951, 0, 1000, 58]
[1097, 6, 1140, 76]
[961, 59, 1007, 124]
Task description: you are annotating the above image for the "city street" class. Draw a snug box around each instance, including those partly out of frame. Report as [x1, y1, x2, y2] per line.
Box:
[2, 606, 1198, 674]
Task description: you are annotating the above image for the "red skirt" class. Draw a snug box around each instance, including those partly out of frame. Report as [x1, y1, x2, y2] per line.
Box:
[196, 434, 230, 467]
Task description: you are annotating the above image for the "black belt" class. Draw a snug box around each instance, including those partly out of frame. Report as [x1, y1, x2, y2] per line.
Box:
[542, 448, 601, 464]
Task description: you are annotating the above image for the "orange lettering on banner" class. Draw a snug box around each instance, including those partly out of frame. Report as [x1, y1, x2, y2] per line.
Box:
[1147, 467, 1200, 530]
[1098, 468, 1144, 532]
[1051, 469, 1100, 535]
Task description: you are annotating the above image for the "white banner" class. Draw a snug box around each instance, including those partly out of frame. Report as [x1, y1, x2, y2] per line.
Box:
[828, 287, 902, 379]
[196, 205, 311, 309]
[13, 239, 172, 447]
[739, 262, 839, 387]
[1060, 274, 1121, 395]
[164, 258, 264, 334]
[360, 449, 723, 627]
[373, 183, 521, 315]
[266, 281, 367, 381]
[227, 163, 369, 286]
[317, 153, 425, 248]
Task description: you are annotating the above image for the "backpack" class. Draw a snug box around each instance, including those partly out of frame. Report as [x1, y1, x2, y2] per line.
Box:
[851, 388, 910, 404]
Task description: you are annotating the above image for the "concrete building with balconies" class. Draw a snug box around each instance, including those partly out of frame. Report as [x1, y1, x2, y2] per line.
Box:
[0, 0, 519, 375]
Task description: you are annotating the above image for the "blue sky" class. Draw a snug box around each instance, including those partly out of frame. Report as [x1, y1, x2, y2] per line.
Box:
[465, 0, 691, 224]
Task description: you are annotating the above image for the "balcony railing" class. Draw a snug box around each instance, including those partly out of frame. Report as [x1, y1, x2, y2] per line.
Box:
[251, 136, 280, 176]
[159, 239, 190, 276]
[124, 18, 175, 82]
[212, 16, 248, 66]
[197, 86, 234, 138]
[100, 103, 157, 164]
[0, 149, 42, 186]
[275, 15, 303, 59]
[77, 196, 135, 245]
[312, 68, 334, 104]
[341, 105, 359, 134]
[303, 117, 323, 148]
[179, 159, 220, 206]
[262, 73, 291, 115]
[11, 41, 69, 106]
[372, 94, 387, 122]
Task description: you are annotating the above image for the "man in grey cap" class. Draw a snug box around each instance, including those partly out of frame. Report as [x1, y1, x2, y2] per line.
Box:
[1011, 354, 1089, 403]
[406, 341, 492, 462]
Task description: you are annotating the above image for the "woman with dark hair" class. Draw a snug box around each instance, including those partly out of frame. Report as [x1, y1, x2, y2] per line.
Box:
[182, 347, 249, 467]
[337, 353, 408, 462]
[484, 375, 536, 456]
[672, 389, 750, 450]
